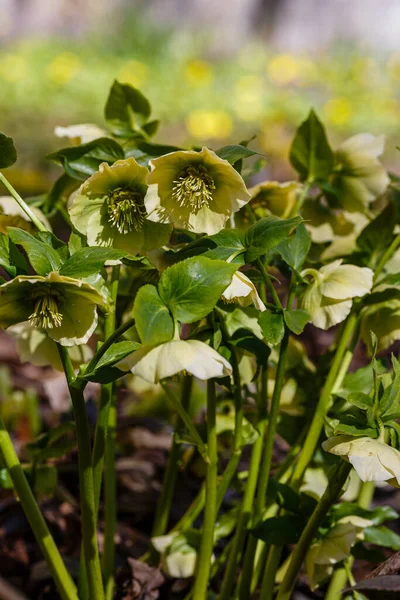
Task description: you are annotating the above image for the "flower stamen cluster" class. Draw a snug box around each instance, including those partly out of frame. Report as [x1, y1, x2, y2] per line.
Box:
[28, 288, 63, 329]
[107, 187, 146, 234]
[172, 165, 215, 213]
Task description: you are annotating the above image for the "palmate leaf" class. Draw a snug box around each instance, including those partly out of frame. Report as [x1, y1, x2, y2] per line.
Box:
[244, 215, 302, 263]
[0, 132, 17, 168]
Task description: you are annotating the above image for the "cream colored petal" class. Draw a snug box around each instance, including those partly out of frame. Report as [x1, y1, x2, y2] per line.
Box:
[54, 124, 106, 144]
[316, 523, 358, 565]
[69, 194, 106, 236]
[81, 158, 148, 198]
[164, 550, 197, 579]
[322, 435, 355, 455]
[338, 133, 385, 158]
[312, 298, 353, 329]
[187, 206, 228, 235]
[321, 265, 373, 300]
[48, 295, 98, 347]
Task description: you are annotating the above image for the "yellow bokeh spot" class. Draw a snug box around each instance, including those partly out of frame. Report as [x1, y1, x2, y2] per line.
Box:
[0, 54, 27, 82]
[323, 97, 352, 126]
[46, 53, 80, 85]
[117, 60, 148, 88]
[186, 110, 232, 139]
[235, 76, 265, 121]
[267, 54, 301, 85]
[184, 60, 213, 86]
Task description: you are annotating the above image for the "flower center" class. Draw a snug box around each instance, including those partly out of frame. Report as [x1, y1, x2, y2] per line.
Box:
[107, 188, 146, 234]
[172, 165, 215, 213]
[29, 289, 63, 329]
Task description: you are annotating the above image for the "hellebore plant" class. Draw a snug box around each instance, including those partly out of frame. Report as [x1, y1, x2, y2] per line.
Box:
[0, 84, 400, 600]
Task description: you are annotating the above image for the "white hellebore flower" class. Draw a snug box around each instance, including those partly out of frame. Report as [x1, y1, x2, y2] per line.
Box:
[323, 435, 400, 485]
[54, 124, 107, 145]
[222, 271, 266, 311]
[300, 259, 373, 329]
[117, 339, 232, 384]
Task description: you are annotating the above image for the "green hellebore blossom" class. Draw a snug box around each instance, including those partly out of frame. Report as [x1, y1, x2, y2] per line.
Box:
[361, 298, 400, 353]
[69, 158, 172, 254]
[248, 180, 300, 220]
[0, 272, 106, 347]
[332, 133, 390, 212]
[300, 259, 373, 330]
[144, 147, 251, 235]
[0, 196, 51, 234]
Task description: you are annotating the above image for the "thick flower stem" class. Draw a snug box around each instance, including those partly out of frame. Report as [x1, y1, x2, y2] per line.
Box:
[291, 311, 359, 490]
[0, 172, 48, 232]
[0, 412, 78, 600]
[325, 481, 375, 600]
[276, 461, 352, 600]
[238, 332, 290, 599]
[58, 346, 105, 600]
[152, 375, 193, 538]
[218, 367, 268, 600]
[193, 379, 218, 600]
[256, 259, 283, 309]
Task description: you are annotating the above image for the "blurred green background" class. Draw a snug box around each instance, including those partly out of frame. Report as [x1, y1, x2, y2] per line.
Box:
[1, 0, 400, 194]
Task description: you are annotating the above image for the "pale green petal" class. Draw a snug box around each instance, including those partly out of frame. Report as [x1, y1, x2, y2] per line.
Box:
[361, 300, 400, 353]
[0, 276, 46, 328]
[300, 281, 323, 318]
[54, 124, 106, 144]
[187, 206, 228, 235]
[338, 133, 385, 158]
[248, 181, 299, 219]
[9, 322, 64, 370]
[48, 294, 98, 346]
[81, 158, 148, 198]
[85, 205, 116, 247]
[312, 297, 353, 329]
[320, 264, 373, 300]
[69, 194, 106, 236]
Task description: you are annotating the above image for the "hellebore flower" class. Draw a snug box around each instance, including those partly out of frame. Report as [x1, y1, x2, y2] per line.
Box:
[222, 271, 266, 311]
[248, 181, 300, 219]
[322, 435, 400, 485]
[0, 272, 106, 346]
[361, 298, 400, 353]
[54, 124, 107, 145]
[8, 322, 93, 371]
[144, 147, 251, 234]
[117, 339, 232, 384]
[69, 158, 172, 254]
[332, 133, 390, 212]
[0, 196, 51, 234]
[300, 259, 373, 329]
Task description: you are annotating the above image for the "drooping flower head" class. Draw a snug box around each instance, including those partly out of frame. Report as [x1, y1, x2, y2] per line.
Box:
[323, 435, 400, 485]
[221, 271, 266, 311]
[144, 147, 251, 235]
[0, 272, 106, 346]
[332, 133, 389, 212]
[300, 259, 373, 329]
[69, 158, 172, 254]
[117, 339, 232, 384]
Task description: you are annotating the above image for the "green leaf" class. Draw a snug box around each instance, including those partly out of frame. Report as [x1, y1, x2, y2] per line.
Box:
[68, 231, 85, 255]
[331, 503, 398, 526]
[215, 144, 258, 165]
[347, 392, 374, 410]
[379, 371, 400, 416]
[229, 328, 270, 367]
[141, 119, 160, 137]
[283, 309, 310, 334]
[81, 340, 141, 384]
[276, 223, 311, 271]
[0, 233, 28, 277]
[25, 422, 76, 462]
[289, 109, 334, 182]
[204, 229, 246, 263]
[258, 311, 285, 345]
[59, 247, 127, 278]
[334, 420, 377, 438]
[337, 365, 374, 400]
[8, 227, 62, 275]
[245, 216, 302, 263]
[357, 203, 397, 257]
[158, 256, 237, 324]
[36, 232, 69, 262]
[0, 468, 12, 489]
[252, 514, 306, 545]
[364, 526, 400, 551]
[32, 465, 58, 496]
[0, 132, 17, 168]
[105, 80, 151, 136]
[124, 139, 183, 165]
[47, 137, 124, 180]
[133, 284, 174, 345]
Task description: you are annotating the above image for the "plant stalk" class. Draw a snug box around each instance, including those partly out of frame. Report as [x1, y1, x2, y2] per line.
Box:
[192, 379, 218, 600]
[0, 172, 47, 232]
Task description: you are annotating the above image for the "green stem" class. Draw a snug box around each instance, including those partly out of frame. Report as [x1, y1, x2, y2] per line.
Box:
[103, 392, 117, 600]
[276, 461, 352, 600]
[291, 311, 359, 490]
[289, 180, 312, 217]
[152, 375, 193, 538]
[239, 332, 289, 599]
[192, 379, 218, 600]
[58, 346, 105, 600]
[0, 172, 47, 232]
[160, 382, 209, 461]
[374, 233, 400, 282]
[256, 259, 283, 309]
[325, 481, 375, 600]
[218, 367, 268, 600]
[0, 413, 78, 600]
[82, 317, 136, 387]
[260, 544, 282, 600]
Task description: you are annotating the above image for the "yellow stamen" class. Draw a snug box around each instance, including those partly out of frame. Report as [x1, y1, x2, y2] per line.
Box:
[172, 165, 215, 213]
